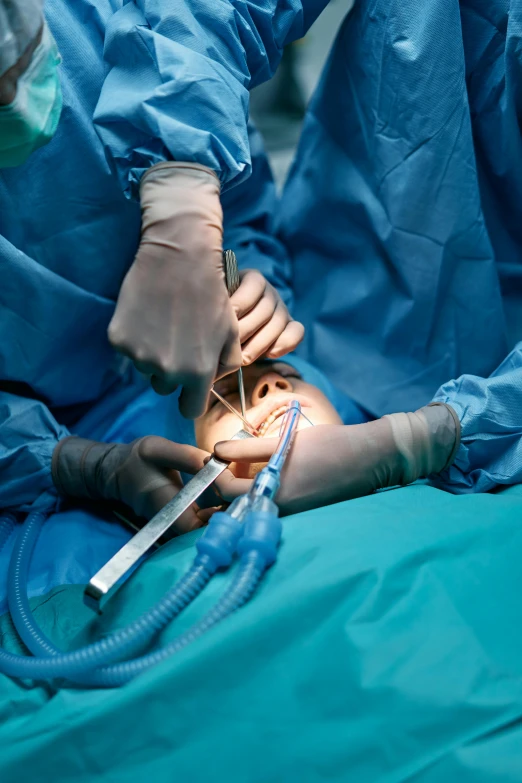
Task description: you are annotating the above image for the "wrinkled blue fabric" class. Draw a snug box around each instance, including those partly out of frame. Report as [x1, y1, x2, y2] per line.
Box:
[433, 343, 522, 493]
[0, 1, 300, 514]
[221, 122, 294, 309]
[94, 0, 329, 196]
[275, 354, 369, 424]
[2, 485, 522, 780]
[279, 0, 520, 422]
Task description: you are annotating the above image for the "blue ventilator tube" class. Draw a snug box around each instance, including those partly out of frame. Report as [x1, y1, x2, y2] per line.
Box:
[0, 402, 302, 685]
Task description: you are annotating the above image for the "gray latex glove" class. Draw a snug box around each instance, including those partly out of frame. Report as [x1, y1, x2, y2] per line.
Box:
[52, 435, 211, 533]
[108, 162, 241, 419]
[214, 404, 460, 516]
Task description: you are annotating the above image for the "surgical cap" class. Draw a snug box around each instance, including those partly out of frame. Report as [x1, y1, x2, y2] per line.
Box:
[0, 0, 43, 77]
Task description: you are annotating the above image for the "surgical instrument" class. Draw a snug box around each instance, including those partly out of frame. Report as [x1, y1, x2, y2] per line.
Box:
[84, 428, 254, 611]
[223, 249, 247, 419]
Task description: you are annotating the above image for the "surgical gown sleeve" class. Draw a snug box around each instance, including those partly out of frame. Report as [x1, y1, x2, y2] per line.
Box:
[221, 122, 293, 308]
[0, 392, 69, 514]
[432, 344, 522, 493]
[94, 0, 328, 197]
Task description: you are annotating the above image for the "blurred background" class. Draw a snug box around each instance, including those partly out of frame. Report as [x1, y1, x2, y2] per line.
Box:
[250, 0, 352, 190]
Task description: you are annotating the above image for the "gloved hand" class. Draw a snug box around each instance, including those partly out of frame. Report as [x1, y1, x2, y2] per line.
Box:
[52, 435, 211, 533]
[231, 269, 304, 364]
[108, 162, 241, 419]
[214, 404, 460, 515]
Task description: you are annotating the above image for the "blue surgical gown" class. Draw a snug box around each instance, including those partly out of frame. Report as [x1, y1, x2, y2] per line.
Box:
[0, 0, 324, 513]
[1, 0, 519, 513]
[277, 0, 522, 493]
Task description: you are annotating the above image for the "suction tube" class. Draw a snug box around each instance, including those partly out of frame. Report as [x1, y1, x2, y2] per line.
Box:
[2, 512, 213, 680]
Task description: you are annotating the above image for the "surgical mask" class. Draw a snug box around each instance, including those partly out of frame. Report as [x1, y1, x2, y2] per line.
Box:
[0, 24, 62, 168]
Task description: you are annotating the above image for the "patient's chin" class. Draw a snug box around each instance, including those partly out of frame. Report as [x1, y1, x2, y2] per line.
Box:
[230, 461, 268, 479]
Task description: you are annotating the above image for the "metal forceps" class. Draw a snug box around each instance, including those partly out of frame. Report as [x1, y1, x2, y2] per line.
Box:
[223, 249, 247, 419]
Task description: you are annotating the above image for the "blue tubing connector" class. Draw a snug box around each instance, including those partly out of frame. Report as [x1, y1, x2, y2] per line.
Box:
[237, 510, 283, 569]
[195, 511, 243, 568]
[2, 438, 286, 685]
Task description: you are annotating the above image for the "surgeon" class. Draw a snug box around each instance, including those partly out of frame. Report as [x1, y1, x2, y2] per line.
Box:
[2, 0, 517, 523]
[213, 0, 522, 504]
[0, 0, 62, 166]
[0, 0, 332, 519]
[84, 0, 332, 417]
[0, 0, 328, 429]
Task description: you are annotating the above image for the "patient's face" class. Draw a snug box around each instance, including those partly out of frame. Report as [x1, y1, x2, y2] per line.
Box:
[195, 362, 342, 477]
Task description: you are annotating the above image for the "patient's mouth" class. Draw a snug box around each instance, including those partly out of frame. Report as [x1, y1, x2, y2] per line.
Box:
[256, 405, 289, 437]
[247, 393, 314, 437]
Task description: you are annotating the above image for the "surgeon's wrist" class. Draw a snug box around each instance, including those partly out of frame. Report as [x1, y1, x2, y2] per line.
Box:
[140, 161, 220, 191]
[138, 161, 223, 260]
[51, 437, 121, 502]
[384, 403, 460, 486]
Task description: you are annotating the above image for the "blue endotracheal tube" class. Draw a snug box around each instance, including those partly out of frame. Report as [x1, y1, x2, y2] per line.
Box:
[248, 399, 302, 502]
[0, 402, 302, 686]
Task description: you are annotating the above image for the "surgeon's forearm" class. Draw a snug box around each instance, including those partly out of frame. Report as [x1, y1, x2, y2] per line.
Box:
[381, 403, 460, 486]
[95, 0, 329, 196]
[0, 392, 70, 513]
[431, 342, 522, 493]
[134, 0, 327, 89]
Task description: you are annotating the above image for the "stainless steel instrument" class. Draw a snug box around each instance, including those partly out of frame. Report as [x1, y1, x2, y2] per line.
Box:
[223, 249, 247, 419]
[85, 428, 253, 611]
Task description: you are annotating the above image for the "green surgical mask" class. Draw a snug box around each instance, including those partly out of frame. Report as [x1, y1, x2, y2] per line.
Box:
[0, 24, 62, 168]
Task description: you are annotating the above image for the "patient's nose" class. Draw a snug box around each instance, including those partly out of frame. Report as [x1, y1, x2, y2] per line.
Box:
[251, 372, 293, 405]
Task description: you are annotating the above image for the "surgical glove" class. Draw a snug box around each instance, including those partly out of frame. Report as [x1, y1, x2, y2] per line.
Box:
[232, 269, 304, 364]
[108, 162, 241, 419]
[52, 435, 210, 533]
[214, 403, 460, 515]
